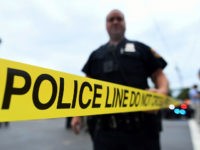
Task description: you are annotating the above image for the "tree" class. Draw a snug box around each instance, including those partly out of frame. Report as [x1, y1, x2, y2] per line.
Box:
[176, 87, 189, 100]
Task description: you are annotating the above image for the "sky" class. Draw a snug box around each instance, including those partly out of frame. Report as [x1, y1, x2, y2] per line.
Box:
[0, 0, 200, 90]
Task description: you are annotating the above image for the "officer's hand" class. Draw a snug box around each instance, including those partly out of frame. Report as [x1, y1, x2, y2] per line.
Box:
[148, 88, 168, 95]
[71, 117, 82, 134]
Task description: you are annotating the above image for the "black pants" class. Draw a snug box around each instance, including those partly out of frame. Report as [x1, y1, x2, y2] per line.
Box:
[93, 130, 160, 150]
[65, 117, 72, 129]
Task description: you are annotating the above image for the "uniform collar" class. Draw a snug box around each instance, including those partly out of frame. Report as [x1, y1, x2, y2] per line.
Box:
[106, 38, 127, 48]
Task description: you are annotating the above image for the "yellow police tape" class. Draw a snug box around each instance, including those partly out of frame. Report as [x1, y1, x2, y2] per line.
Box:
[0, 58, 180, 122]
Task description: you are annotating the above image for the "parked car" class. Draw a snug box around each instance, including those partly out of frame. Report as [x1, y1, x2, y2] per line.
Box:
[162, 100, 194, 119]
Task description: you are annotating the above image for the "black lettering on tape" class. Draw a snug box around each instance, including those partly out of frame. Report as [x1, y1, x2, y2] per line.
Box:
[57, 77, 71, 109]
[71, 80, 78, 108]
[79, 82, 92, 109]
[122, 89, 128, 107]
[130, 91, 136, 107]
[92, 84, 102, 108]
[152, 95, 162, 106]
[114, 88, 123, 107]
[130, 91, 140, 107]
[134, 92, 141, 107]
[141, 93, 152, 106]
[32, 74, 57, 110]
[105, 86, 111, 107]
[2, 68, 31, 109]
[112, 88, 116, 107]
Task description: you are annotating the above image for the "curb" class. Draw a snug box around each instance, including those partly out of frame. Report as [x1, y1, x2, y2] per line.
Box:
[189, 119, 200, 150]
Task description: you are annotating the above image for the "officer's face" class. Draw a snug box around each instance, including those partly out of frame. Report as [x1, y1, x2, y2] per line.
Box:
[106, 10, 126, 40]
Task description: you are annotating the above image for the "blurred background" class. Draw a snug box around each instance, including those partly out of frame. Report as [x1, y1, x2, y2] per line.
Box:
[0, 0, 200, 150]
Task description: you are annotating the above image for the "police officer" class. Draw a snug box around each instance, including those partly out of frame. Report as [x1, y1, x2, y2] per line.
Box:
[71, 9, 169, 150]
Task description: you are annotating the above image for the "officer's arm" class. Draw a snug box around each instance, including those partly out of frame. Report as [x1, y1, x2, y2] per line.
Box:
[150, 68, 169, 95]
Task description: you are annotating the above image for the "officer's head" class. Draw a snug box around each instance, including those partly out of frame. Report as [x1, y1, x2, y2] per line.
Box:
[193, 84, 198, 89]
[106, 9, 126, 41]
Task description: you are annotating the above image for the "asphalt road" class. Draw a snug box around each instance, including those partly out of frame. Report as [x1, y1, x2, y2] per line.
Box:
[0, 118, 194, 150]
[161, 119, 193, 150]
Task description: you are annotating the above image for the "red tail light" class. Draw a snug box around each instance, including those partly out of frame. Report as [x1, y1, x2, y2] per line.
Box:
[180, 103, 188, 109]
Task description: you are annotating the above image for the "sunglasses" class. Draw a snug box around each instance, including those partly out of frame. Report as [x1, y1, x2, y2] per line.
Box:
[107, 16, 123, 22]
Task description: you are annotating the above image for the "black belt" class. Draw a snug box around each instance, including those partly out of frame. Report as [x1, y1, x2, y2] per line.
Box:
[95, 113, 144, 132]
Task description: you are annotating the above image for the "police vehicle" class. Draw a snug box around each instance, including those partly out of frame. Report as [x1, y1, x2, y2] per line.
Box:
[162, 100, 194, 119]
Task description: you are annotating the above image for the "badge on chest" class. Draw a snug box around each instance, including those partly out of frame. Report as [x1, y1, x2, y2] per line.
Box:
[120, 43, 136, 54]
[103, 60, 117, 73]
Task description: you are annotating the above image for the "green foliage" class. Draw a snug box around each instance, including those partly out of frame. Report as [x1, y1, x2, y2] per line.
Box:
[176, 88, 190, 100]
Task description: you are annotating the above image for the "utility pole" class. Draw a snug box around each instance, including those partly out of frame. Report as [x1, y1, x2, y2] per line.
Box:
[175, 65, 184, 88]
